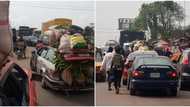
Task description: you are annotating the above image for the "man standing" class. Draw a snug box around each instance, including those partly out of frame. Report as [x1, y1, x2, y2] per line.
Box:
[111, 46, 124, 94]
[100, 47, 114, 91]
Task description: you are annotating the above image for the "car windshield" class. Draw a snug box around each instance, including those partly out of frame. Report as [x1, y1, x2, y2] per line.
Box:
[30, 36, 37, 39]
[46, 48, 56, 63]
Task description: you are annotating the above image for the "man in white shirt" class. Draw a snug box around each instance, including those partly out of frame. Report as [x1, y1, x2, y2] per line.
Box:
[100, 47, 114, 91]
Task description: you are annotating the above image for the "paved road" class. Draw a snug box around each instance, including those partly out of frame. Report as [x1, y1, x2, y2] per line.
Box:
[16, 47, 94, 106]
[96, 82, 190, 106]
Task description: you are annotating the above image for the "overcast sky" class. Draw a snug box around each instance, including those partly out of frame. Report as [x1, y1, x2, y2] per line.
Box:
[96, 1, 190, 47]
[9, 1, 94, 29]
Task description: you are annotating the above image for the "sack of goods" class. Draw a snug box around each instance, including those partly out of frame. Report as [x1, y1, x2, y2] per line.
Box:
[45, 29, 64, 47]
[69, 33, 87, 49]
[58, 34, 72, 54]
[45, 30, 56, 46]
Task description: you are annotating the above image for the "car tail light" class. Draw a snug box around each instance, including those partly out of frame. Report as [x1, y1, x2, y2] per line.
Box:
[132, 70, 143, 78]
[183, 57, 189, 65]
[167, 71, 177, 78]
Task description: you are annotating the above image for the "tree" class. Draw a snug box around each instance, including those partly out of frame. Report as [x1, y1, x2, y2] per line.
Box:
[132, 1, 185, 40]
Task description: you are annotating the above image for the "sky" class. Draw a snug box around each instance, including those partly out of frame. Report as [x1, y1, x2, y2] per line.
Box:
[96, 1, 190, 47]
[9, 1, 94, 29]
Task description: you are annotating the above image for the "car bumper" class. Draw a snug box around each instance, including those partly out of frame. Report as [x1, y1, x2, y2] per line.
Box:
[131, 79, 178, 90]
[44, 75, 94, 91]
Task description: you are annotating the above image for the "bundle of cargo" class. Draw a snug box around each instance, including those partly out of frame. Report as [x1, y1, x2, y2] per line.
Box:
[50, 25, 94, 87]
[58, 33, 88, 54]
[53, 48, 94, 86]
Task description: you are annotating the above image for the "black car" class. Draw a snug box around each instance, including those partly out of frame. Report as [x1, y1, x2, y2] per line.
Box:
[23, 35, 39, 47]
[178, 49, 190, 88]
[127, 56, 179, 96]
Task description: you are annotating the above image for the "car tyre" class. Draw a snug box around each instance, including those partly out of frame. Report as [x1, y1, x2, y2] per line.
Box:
[129, 88, 136, 95]
[170, 88, 177, 96]
[41, 77, 48, 89]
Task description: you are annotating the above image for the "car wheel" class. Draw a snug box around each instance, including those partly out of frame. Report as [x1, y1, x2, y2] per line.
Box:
[41, 77, 48, 89]
[102, 72, 106, 82]
[129, 88, 136, 95]
[170, 88, 177, 96]
[127, 77, 130, 90]
[129, 80, 136, 95]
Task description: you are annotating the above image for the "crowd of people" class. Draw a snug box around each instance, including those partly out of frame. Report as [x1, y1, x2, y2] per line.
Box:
[100, 40, 183, 94]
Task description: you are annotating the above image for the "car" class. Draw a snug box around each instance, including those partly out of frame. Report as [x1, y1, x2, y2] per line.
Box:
[39, 35, 49, 45]
[23, 35, 39, 47]
[177, 49, 190, 89]
[30, 47, 46, 72]
[30, 47, 94, 91]
[127, 56, 179, 96]
[123, 51, 158, 85]
[0, 58, 37, 106]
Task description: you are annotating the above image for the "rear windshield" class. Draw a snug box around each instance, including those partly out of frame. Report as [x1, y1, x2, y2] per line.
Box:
[135, 57, 172, 68]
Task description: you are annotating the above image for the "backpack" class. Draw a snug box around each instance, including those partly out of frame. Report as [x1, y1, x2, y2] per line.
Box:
[111, 54, 123, 71]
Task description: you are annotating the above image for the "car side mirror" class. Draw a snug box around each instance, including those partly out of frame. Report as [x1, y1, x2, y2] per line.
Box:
[31, 72, 42, 81]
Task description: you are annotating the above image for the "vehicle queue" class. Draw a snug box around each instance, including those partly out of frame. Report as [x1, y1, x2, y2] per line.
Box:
[97, 40, 190, 96]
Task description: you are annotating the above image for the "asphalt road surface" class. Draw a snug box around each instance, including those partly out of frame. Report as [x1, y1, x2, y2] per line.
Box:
[96, 82, 190, 106]
[16, 47, 94, 106]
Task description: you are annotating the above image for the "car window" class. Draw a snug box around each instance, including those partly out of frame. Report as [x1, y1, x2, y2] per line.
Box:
[40, 50, 48, 58]
[134, 57, 172, 69]
[45, 49, 55, 63]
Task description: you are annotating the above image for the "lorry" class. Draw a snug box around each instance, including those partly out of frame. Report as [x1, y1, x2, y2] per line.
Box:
[18, 26, 33, 37]
[119, 30, 145, 47]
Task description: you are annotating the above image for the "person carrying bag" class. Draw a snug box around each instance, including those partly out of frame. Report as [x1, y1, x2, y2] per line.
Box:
[111, 45, 124, 94]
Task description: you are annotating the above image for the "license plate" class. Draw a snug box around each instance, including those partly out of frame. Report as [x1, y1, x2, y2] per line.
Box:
[150, 73, 160, 78]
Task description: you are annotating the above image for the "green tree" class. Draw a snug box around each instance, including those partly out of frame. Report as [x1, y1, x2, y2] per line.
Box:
[132, 1, 184, 40]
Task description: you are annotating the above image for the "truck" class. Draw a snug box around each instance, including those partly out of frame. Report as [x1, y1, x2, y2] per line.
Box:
[119, 30, 145, 47]
[18, 26, 33, 37]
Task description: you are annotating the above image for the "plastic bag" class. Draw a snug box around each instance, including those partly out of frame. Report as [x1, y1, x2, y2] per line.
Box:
[69, 34, 87, 49]
[58, 34, 71, 53]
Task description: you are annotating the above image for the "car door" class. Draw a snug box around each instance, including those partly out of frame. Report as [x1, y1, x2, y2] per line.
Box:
[31, 48, 43, 71]
[36, 49, 48, 74]
[43, 48, 56, 72]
